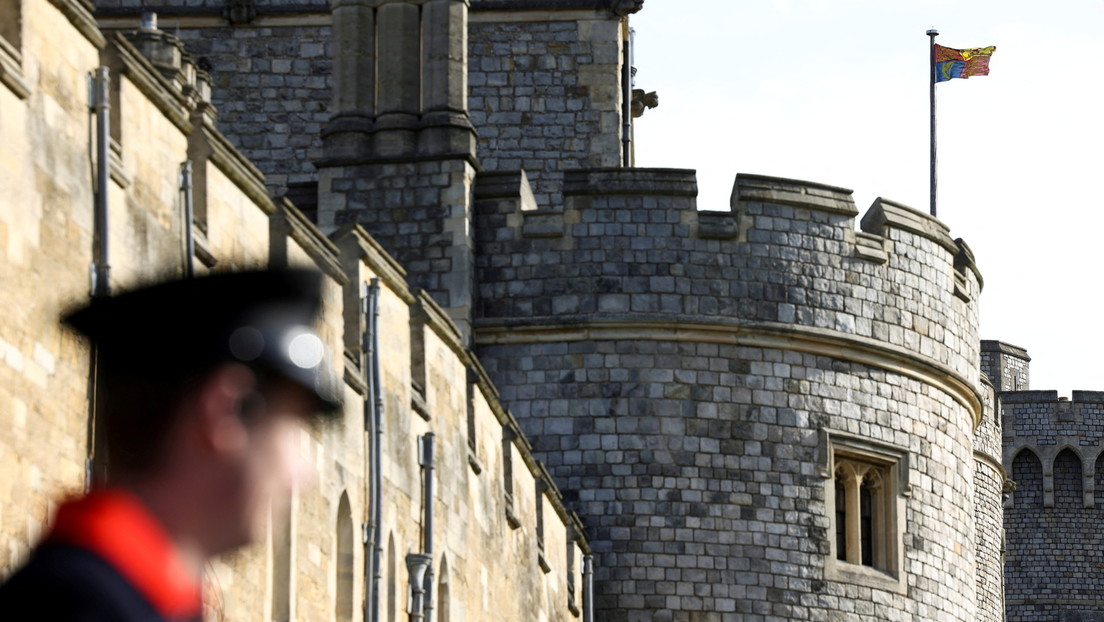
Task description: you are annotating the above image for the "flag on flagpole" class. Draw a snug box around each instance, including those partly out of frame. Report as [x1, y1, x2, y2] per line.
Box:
[935, 44, 996, 82]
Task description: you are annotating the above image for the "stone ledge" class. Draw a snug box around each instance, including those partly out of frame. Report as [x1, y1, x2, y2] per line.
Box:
[49, 0, 106, 48]
[1002, 390, 1104, 404]
[272, 197, 346, 284]
[854, 231, 888, 264]
[474, 315, 983, 429]
[981, 339, 1031, 361]
[697, 211, 739, 240]
[474, 169, 540, 212]
[522, 212, 563, 237]
[107, 34, 193, 135]
[735, 173, 857, 216]
[1000, 390, 1059, 403]
[860, 197, 958, 256]
[562, 167, 698, 197]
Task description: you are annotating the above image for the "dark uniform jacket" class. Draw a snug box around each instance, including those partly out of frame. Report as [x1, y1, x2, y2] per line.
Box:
[0, 491, 203, 621]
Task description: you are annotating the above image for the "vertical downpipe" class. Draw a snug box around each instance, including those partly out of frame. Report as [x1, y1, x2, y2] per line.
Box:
[582, 555, 594, 622]
[421, 433, 435, 622]
[92, 67, 111, 298]
[367, 279, 384, 622]
[361, 283, 375, 622]
[180, 162, 194, 278]
[620, 19, 632, 167]
[86, 66, 111, 490]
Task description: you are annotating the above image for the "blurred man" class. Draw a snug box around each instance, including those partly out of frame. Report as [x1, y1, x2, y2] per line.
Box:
[0, 269, 341, 621]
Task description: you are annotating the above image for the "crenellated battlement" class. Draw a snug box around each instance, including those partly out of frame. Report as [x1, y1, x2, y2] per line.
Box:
[1003, 391, 1104, 466]
[999, 349, 1104, 619]
[474, 168, 983, 411]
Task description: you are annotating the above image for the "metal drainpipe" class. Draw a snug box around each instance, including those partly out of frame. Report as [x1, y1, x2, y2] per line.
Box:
[582, 555, 594, 622]
[361, 282, 375, 622]
[85, 66, 111, 490]
[92, 66, 110, 298]
[367, 279, 384, 622]
[180, 161, 194, 278]
[620, 22, 632, 167]
[421, 433, 435, 622]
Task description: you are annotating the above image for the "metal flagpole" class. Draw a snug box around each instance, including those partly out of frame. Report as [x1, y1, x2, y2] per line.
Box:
[927, 28, 939, 217]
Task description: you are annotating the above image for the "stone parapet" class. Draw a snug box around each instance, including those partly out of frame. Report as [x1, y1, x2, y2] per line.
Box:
[475, 169, 983, 416]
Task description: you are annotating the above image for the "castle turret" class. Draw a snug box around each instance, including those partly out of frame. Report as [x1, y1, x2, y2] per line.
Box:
[981, 339, 1030, 392]
[473, 171, 993, 620]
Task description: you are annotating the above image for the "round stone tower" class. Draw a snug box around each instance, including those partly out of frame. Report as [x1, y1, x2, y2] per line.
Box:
[472, 170, 995, 621]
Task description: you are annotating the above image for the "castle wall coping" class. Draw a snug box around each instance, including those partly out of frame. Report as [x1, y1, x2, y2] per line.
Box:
[860, 197, 959, 256]
[474, 314, 983, 428]
[474, 170, 538, 211]
[50, 0, 107, 48]
[272, 197, 347, 284]
[414, 289, 467, 356]
[562, 167, 698, 197]
[1002, 390, 1104, 404]
[975, 450, 1008, 482]
[193, 122, 275, 216]
[734, 173, 857, 216]
[955, 238, 984, 292]
[981, 340, 1032, 360]
[107, 34, 194, 135]
[471, 0, 635, 15]
[1002, 390, 1063, 403]
[332, 224, 413, 304]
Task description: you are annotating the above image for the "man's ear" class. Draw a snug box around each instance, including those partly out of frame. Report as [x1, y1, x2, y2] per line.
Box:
[195, 364, 257, 454]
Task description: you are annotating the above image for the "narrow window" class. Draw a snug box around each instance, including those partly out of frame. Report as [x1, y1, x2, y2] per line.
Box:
[834, 478, 846, 561]
[823, 431, 907, 593]
[437, 556, 449, 622]
[859, 477, 874, 567]
[387, 533, 397, 622]
[335, 492, 354, 622]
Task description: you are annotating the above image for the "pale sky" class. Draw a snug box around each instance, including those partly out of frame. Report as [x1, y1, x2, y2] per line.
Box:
[631, 0, 1104, 395]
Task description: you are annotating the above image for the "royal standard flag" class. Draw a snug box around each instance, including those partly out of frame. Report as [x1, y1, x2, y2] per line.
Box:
[935, 44, 996, 82]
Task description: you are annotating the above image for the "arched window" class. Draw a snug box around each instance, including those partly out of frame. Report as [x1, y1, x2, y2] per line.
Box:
[387, 532, 397, 622]
[1094, 452, 1104, 509]
[437, 555, 450, 622]
[1011, 449, 1042, 508]
[823, 433, 907, 593]
[833, 459, 890, 570]
[272, 501, 292, 621]
[1053, 448, 1083, 509]
[335, 492, 354, 622]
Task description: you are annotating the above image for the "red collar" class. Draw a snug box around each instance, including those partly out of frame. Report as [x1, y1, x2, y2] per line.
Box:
[47, 490, 203, 620]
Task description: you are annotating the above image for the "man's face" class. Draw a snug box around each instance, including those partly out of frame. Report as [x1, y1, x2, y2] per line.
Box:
[223, 381, 317, 551]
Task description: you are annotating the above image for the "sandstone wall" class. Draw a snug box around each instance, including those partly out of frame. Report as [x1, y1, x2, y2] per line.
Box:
[1, 4, 588, 620]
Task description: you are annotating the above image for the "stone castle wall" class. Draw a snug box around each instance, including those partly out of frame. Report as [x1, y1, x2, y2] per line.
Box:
[0, 3, 588, 620]
[974, 375, 1006, 622]
[472, 169, 990, 620]
[469, 6, 626, 209]
[95, 5, 333, 197]
[1003, 390, 1104, 622]
[93, 0, 630, 208]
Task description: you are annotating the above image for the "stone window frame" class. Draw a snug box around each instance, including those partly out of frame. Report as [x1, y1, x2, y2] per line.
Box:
[0, 0, 30, 99]
[820, 428, 909, 594]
